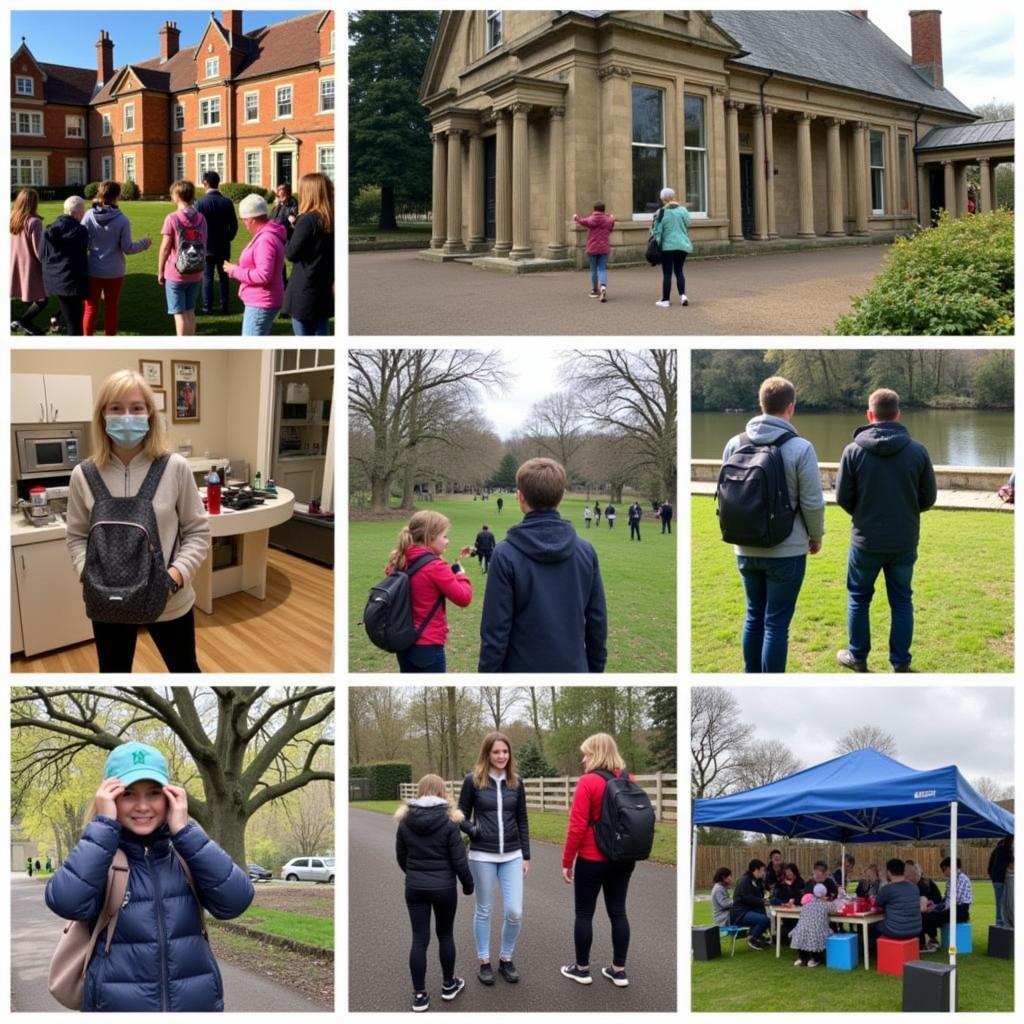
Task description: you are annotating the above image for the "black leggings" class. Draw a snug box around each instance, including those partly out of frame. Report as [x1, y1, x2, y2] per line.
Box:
[17, 299, 48, 330]
[405, 886, 458, 992]
[57, 296, 84, 336]
[573, 856, 635, 967]
[92, 607, 201, 673]
[660, 251, 687, 301]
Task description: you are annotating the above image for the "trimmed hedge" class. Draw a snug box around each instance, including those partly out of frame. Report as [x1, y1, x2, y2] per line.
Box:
[366, 762, 412, 800]
[832, 210, 1014, 336]
[349, 764, 368, 778]
[10, 185, 85, 202]
[84, 182, 100, 199]
[219, 182, 274, 204]
[120, 181, 140, 201]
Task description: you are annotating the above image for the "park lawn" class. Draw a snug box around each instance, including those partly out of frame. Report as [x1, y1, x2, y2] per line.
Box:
[691, 884, 1012, 1012]
[352, 800, 678, 866]
[691, 497, 1014, 673]
[11, 201, 334, 336]
[349, 221, 432, 241]
[349, 495, 677, 673]
[234, 905, 334, 950]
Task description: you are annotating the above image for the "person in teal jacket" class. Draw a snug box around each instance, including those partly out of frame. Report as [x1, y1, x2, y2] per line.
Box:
[650, 187, 692, 307]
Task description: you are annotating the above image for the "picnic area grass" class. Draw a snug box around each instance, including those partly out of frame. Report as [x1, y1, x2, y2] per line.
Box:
[691, 884, 1012, 1012]
[691, 497, 1014, 673]
[233, 905, 334, 950]
[349, 494, 677, 672]
[11, 200, 335, 336]
[352, 800, 678, 865]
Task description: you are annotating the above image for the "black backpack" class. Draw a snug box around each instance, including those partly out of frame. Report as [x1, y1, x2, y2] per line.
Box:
[715, 431, 801, 548]
[362, 553, 445, 653]
[79, 456, 174, 624]
[590, 769, 656, 862]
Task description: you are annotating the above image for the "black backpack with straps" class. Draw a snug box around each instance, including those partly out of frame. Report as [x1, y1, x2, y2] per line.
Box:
[590, 768, 656, 862]
[362, 553, 446, 653]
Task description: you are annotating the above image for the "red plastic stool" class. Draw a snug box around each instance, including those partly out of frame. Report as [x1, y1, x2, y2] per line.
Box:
[877, 936, 920, 976]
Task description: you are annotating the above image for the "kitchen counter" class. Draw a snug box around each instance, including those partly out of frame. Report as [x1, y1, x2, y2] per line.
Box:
[11, 511, 69, 547]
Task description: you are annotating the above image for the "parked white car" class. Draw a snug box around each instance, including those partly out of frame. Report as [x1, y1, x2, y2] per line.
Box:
[280, 856, 335, 883]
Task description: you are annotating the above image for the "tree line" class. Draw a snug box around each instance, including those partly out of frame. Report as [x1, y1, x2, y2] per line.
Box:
[692, 349, 1013, 412]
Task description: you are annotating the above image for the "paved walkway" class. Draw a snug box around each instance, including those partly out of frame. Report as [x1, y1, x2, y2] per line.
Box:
[349, 245, 888, 335]
[691, 483, 1012, 511]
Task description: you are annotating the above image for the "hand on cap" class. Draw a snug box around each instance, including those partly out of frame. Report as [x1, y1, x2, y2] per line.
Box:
[95, 777, 125, 819]
[163, 784, 190, 834]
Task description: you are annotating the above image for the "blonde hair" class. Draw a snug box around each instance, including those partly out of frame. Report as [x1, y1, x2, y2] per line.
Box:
[417, 773, 448, 799]
[472, 731, 518, 791]
[298, 172, 334, 236]
[581, 732, 626, 773]
[385, 510, 450, 573]
[10, 188, 39, 235]
[91, 369, 170, 468]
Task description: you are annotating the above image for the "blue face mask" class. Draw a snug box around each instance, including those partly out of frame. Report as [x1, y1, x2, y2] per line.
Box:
[105, 414, 150, 447]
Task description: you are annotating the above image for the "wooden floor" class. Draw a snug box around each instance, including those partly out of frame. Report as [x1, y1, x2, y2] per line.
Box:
[11, 548, 333, 674]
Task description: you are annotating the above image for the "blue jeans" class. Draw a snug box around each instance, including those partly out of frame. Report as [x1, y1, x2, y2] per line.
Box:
[589, 253, 608, 290]
[241, 305, 280, 335]
[469, 858, 524, 960]
[737, 554, 807, 673]
[292, 317, 331, 336]
[993, 881, 1005, 926]
[846, 545, 917, 668]
[396, 644, 446, 673]
[734, 910, 770, 942]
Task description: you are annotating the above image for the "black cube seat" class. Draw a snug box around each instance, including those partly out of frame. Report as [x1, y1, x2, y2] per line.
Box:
[692, 924, 721, 961]
[987, 925, 1013, 960]
[902, 960, 955, 1012]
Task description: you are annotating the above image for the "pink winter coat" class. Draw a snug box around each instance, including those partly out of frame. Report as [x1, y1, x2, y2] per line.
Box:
[573, 211, 616, 256]
[11, 216, 46, 301]
[228, 219, 286, 309]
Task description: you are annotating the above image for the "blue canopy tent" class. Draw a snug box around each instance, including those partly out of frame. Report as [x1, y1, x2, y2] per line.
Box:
[693, 749, 1014, 1009]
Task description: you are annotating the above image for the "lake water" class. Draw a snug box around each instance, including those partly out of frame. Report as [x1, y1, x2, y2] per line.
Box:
[691, 409, 1014, 467]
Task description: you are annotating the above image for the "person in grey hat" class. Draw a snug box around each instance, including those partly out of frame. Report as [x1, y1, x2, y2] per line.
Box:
[222, 193, 287, 335]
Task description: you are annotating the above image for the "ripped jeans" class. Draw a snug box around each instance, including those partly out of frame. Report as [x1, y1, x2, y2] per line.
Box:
[469, 856, 524, 961]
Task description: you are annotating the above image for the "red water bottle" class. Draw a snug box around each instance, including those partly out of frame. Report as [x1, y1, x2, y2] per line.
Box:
[207, 466, 222, 515]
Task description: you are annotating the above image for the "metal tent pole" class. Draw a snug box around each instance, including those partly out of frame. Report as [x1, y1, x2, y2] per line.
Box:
[691, 826, 699, 905]
[949, 800, 958, 1013]
[841, 842, 846, 891]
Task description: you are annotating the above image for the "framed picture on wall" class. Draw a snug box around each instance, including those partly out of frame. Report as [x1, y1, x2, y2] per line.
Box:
[139, 359, 163, 388]
[151, 388, 166, 413]
[172, 360, 200, 423]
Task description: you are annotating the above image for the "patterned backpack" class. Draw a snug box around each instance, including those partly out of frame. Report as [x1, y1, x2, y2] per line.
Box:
[173, 210, 206, 274]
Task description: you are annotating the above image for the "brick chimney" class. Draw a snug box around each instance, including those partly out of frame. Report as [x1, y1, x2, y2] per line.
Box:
[96, 30, 113, 88]
[223, 10, 243, 43]
[159, 21, 180, 63]
[910, 10, 943, 89]
[849, 10, 868, 19]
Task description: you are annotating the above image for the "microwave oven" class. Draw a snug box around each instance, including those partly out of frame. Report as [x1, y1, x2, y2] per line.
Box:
[15, 425, 87, 479]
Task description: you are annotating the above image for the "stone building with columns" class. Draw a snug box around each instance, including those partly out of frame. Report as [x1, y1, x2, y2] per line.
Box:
[419, 9, 1003, 271]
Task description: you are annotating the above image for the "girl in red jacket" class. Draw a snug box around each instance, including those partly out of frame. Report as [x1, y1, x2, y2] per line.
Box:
[573, 202, 616, 302]
[385, 510, 473, 673]
[560, 732, 634, 988]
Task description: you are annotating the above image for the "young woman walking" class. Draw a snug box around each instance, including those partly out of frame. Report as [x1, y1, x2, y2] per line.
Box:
[10, 187, 49, 335]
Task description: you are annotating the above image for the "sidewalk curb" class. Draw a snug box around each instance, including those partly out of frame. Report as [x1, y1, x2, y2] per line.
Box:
[210, 919, 333, 959]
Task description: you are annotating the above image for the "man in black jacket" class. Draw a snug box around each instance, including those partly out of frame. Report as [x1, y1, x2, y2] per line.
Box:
[474, 525, 496, 573]
[659, 500, 673, 534]
[835, 388, 937, 672]
[730, 859, 771, 949]
[196, 171, 238, 314]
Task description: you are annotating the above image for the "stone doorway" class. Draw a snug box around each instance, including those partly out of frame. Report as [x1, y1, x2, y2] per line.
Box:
[928, 164, 946, 225]
[484, 135, 496, 241]
[740, 154, 755, 238]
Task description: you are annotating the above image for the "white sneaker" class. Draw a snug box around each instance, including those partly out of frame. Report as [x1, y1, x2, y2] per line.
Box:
[655, 300, 670, 308]
[680, 294, 689, 306]
[600, 285, 607, 303]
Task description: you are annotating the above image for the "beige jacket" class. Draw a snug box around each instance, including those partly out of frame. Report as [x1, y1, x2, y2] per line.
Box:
[66, 451, 210, 622]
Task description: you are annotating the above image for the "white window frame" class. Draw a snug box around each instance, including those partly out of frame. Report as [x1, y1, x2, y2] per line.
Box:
[244, 147, 262, 186]
[174, 103, 185, 131]
[11, 155, 47, 186]
[869, 129, 886, 215]
[16, 76, 34, 96]
[316, 143, 335, 182]
[196, 149, 226, 180]
[123, 103, 135, 133]
[102, 113, 112, 137]
[174, 152, 185, 181]
[485, 10, 502, 51]
[244, 91, 260, 123]
[65, 158, 87, 185]
[318, 77, 334, 114]
[205, 56, 220, 79]
[122, 153, 136, 182]
[12, 110, 44, 137]
[199, 96, 222, 128]
[683, 93, 708, 218]
[275, 84, 293, 120]
[631, 84, 666, 221]
[65, 115, 85, 139]
[330, 30, 335, 53]
[101, 154, 113, 180]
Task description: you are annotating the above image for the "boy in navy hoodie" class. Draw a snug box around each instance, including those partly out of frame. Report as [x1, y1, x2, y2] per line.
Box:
[478, 458, 607, 672]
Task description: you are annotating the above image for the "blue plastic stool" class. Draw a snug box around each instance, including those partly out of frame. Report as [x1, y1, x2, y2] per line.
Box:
[719, 925, 750, 956]
[941, 922, 973, 955]
[826, 932, 860, 970]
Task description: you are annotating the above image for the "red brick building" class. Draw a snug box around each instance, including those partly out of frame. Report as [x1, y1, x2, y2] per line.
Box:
[11, 9, 335, 196]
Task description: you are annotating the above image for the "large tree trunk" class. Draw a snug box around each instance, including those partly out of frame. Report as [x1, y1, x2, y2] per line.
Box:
[204, 795, 249, 866]
[610, 483, 624, 503]
[529, 690, 544, 751]
[446, 687, 459, 778]
[378, 183, 398, 231]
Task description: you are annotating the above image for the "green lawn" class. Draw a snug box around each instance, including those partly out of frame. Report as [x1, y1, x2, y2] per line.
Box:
[235, 905, 334, 950]
[353, 800, 678, 866]
[349, 495, 677, 672]
[12, 200, 334, 336]
[692, 884, 1012, 1012]
[691, 497, 1014, 673]
[349, 221, 432, 241]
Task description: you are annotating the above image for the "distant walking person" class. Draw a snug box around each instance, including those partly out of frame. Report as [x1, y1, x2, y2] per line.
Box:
[594, 502, 602, 526]
[835, 388, 937, 672]
[604, 503, 616, 529]
[659, 500, 673, 534]
[196, 171, 238, 315]
[282, 172, 335, 335]
[496, 496, 504, 515]
[573, 202, 616, 302]
[10, 187, 49, 335]
[628, 502, 642, 541]
[583, 505, 593, 529]
[651, 187, 692, 307]
[474, 524, 496, 574]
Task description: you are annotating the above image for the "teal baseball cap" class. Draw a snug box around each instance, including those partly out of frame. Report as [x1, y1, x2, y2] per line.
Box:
[104, 742, 169, 787]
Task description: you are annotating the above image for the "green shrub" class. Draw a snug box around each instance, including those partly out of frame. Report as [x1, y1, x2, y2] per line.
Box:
[349, 764, 368, 778]
[84, 182, 101, 199]
[120, 180, 140, 201]
[832, 210, 1014, 335]
[350, 185, 381, 226]
[220, 182, 273, 204]
[516, 741, 557, 778]
[366, 762, 412, 800]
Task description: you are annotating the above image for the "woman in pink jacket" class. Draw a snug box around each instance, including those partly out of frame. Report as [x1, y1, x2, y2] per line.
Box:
[222, 193, 286, 335]
[572, 202, 616, 303]
[10, 188, 49, 335]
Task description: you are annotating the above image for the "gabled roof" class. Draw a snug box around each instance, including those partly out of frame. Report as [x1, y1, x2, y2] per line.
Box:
[39, 62, 95, 105]
[917, 119, 1014, 151]
[234, 11, 326, 82]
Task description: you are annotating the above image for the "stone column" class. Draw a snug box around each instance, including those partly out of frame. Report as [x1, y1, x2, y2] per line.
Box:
[710, 86, 728, 221]
[751, 106, 768, 240]
[466, 130, 486, 251]
[942, 159, 956, 216]
[510, 103, 534, 259]
[764, 106, 778, 238]
[443, 129, 465, 254]
[978, 158, 991, 213]
[917, 163, 931, 225]
[825, 117, 846, 236]
[725, 100, 744, 241]
[990, 161, 1000, 210]
[546, 106, 567, 259]
[430, 131, 447, 249]
[852, 121, 869, 234]
[794, 113, 816, 238]
[954, 162, 969, 216]
[493, 110, 512, 256]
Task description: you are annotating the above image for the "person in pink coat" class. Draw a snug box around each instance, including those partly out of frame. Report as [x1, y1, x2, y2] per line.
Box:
[10, 188, 49, 335]
[222, 193, 286, 335]
[572, 202, 616, 303]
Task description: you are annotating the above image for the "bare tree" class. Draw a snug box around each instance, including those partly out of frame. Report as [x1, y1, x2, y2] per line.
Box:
[690, 687, 747, 800]
[446, 687, 459, 778]
[281, 782, 334, 857]
[364, 687, 408, 759]
[833, 725, 898, 758]
[733, 739, 802, 840]
[479, 687, 524, 731]
[971, 775, 1012, 803]
[527, 392, 586, 479]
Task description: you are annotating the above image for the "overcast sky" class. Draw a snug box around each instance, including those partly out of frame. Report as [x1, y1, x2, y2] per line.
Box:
[481, 347, 566, 439]
[726, 687, 1014, 790]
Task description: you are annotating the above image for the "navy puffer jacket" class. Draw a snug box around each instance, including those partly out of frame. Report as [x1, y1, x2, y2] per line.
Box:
[45, 815, 254, 1012]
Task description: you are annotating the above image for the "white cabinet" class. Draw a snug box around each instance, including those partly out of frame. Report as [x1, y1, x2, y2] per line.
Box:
[276, 458, 324, 503]
[11, 373, 93, 423]
[14, 539, 93, 656]
[11, 552, 24, 654]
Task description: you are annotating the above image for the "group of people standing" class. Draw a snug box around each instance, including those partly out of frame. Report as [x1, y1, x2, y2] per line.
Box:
[582, 499, 673, 539]
[10, 171, 333, 337]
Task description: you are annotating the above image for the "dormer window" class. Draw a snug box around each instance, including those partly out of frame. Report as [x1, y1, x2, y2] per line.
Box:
[206, 56, 220, 79]
[486, 11, 502, 51]
[16, 76, 34, 96]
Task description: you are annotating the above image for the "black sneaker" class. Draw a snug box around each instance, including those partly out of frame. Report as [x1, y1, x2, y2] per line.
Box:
[747, 937, 766, 951]
[601, 966, 629, 987]
[412, 991, 429, 1012]
[560, 963, 593, 985]
[441, 977, 465, 1001]
[498, 959, 519, 983]
[837, 649, 868, 672]
[478, 962, 495, 986]
[893, 662, 913, 673]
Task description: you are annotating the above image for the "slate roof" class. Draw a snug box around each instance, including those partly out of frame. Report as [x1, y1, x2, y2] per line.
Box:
[39, 62, 95, 105]
[917, 119, 1014, 151]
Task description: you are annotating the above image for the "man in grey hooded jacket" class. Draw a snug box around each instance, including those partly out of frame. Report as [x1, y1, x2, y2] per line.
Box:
[721, 376, 826, 672]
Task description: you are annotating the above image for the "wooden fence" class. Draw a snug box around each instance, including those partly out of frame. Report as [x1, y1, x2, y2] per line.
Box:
[399, 773, 677, 822]
[693, 843, 997, 889]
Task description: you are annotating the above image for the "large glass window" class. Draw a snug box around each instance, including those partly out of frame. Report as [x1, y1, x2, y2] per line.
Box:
[198, 151, 225, 178]
[318, 145, 335, 181]
[102, 155, 113, 179]
[122, 154, 135, 181]
[245, 92, 259, 122]
[11, 157, 45, 185]
[319, 78, 334, 113]
[869, 130, 886, 214]
[276, 85, 293, 118]
[200, 97, 221, 127]
[486, 11, 502, 51]
[16, 76, 34, 96]
[246, 150, 261, 185]
[174, 104, 185, 131]
[684, 94, 707, 214]
[632, 85, 665, 215]
[12, 111, 43, 136]
[123, 103, 135, 132]
[897, 134, 911, 213]
[102, 113, 111, 136]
